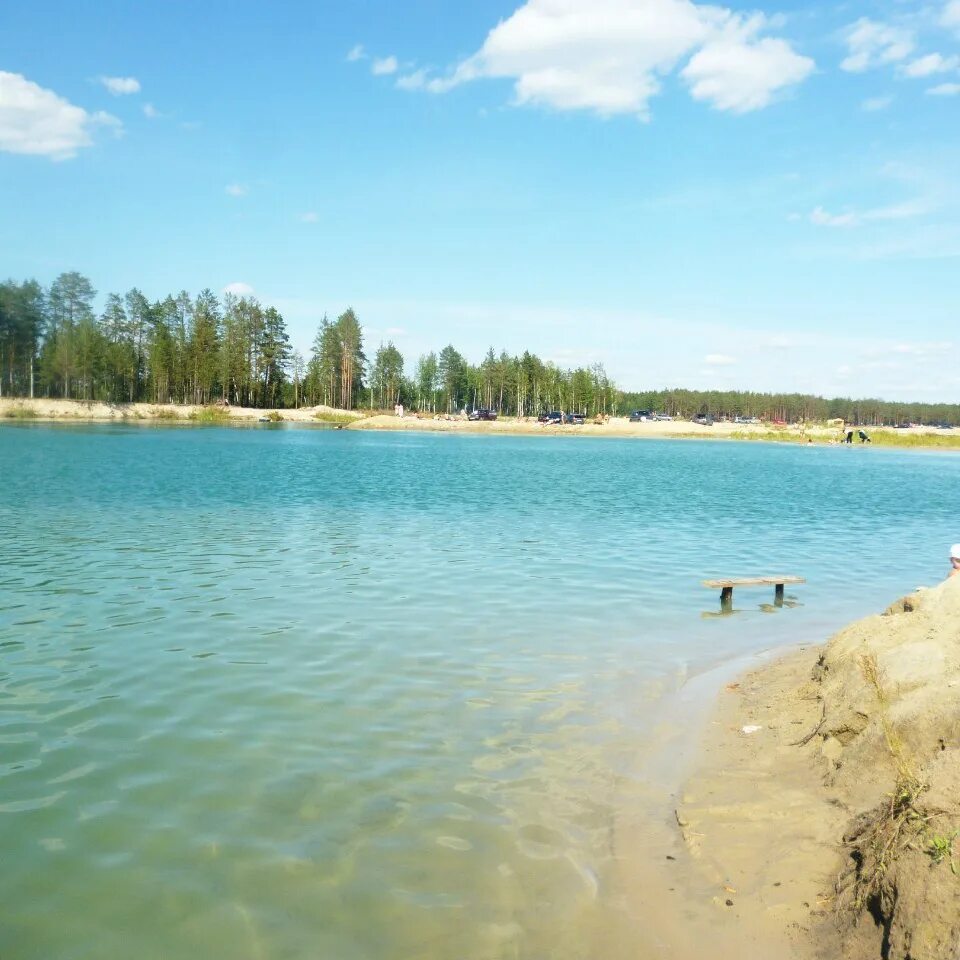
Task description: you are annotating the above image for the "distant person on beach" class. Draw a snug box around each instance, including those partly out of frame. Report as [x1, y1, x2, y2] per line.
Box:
[951, 545, 960, 578]
[859, 430, 871, 443]
[844, 430, 854, 444]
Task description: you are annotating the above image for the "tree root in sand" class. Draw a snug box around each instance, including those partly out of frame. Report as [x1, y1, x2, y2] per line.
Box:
[833, 763, 960, 960]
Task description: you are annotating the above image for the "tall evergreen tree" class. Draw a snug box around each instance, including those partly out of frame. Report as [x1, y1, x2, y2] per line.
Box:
[415, 352, 438, 412]
[189, 290, 221, 404]
[371, 341, 404, 409]
[44, 272, 96, 398]
[334, 309, 364, 410]
[437, 344, 466, 412]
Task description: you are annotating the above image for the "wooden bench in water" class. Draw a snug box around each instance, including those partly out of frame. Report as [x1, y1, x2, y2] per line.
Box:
[702, 575, 805, 611]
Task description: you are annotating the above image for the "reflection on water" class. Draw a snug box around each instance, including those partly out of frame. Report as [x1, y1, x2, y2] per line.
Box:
[1, 424, 957, 958]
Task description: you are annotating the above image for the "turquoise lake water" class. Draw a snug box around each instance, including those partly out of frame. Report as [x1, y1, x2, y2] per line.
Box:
[2, 423, 958, 959]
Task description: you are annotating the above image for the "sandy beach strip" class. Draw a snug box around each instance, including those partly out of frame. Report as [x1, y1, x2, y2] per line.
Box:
[3, 399, 957, 447]
[634, 577, 960, 959]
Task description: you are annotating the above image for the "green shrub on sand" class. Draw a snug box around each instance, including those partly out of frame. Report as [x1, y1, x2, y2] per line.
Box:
[188, 406, 232, 423]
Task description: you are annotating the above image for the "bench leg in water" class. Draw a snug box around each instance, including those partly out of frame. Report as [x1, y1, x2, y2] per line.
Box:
[774, 583, 785, 607]
[720, 586, 734, 612]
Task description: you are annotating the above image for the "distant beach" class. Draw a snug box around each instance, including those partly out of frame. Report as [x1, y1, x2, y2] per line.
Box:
[3, 398, 960, 449]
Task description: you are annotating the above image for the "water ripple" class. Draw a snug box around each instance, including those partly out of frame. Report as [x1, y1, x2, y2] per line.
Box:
[1, 424, 958, 959]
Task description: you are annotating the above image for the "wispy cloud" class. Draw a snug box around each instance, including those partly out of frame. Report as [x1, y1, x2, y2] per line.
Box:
[704, 353, 736, 365]
[0, 71, 120, 160]
[840, 18, 914, 73]
[901, 52, 960, 78]
[861, 95, 893, 111]
[223, 281, 255, 297]
[299, 211, 319, 223]
[142, 103, 160, 119]
[927, 82, 960, 96]
[99, 75, 141, 96]
[397, 70, 428, 91]
[943, 0, 960, 32]
[346, 44, 366, 62]
[808, 199, 929, 228]
[810, 206, 858, 227]
[889, 340, 954, 356]
[225, 183, 248, 197]
[371, 56, 399, 76]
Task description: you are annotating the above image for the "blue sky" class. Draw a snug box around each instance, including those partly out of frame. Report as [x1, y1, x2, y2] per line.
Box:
[1, 0, 959, 400]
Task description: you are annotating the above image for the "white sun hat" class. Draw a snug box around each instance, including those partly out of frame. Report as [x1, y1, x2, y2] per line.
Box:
[951, 544, 960, 560]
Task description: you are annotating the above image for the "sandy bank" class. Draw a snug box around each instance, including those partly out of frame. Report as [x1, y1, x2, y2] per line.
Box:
[670, 578, 960, 958]
[0, 398, 363, 424]
[3, 400, 958, 449]
[346, 413, 959, 446]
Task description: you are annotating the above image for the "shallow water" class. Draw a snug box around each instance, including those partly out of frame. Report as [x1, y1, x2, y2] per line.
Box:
[1, 424, 957, 959]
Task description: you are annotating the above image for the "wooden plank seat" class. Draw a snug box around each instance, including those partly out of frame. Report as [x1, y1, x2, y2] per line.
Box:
[702, 575, 805, 610]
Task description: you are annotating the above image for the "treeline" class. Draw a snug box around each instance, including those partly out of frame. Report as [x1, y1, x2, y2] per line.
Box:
[621, 389, 960, 427]
[311, 338, 617, 416]
[0, 273, 293, 407]
[1, 272, 956, 424]
[372, 347, 617, 417]
[0, 272, 617, 416]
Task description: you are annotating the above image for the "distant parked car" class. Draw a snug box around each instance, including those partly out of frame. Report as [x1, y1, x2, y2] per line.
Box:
[691, 413, 714, 426]
[539, 411, 564, 425]
[629, 410, 655, 422]
[468, 409, 497, 421]
[566, 412, 585, 425]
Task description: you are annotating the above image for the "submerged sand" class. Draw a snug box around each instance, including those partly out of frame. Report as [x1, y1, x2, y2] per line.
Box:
[638, 577, 960, 959]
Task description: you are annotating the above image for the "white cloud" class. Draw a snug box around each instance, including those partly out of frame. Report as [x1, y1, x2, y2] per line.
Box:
[810, 206, 857, 227]
[0, 71, 120, 160]
[143, 103, 160, 119]
[385, 326, 407, 336]
[861, 95, 893, 111]
[901, 52, 960, 77]
[764, 335, 801, 349]
[942, 1, 960, 31]
[704, 353, 736, 365]
[396, 69, 428, 91]
[347, 44, 366, 62]
[840, 18, 914, 73]
[225, 183, 248, 197]
[99, 75, 141, 95]
[372, 56, 399, 76]
[223, 282, 255, 297]
[299, 211, 319, 223]
[681, 14, 814, 113]
[927, 81, 960, 96]
[889, 340, 954, 357]
[401, 0, 813, 118]
[808, 199, 928, 228]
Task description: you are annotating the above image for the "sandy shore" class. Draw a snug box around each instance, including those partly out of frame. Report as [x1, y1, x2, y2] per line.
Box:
[3, 399, 956, 447]
[640, 577, 960, 959]
[0, 398, 364, 424]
